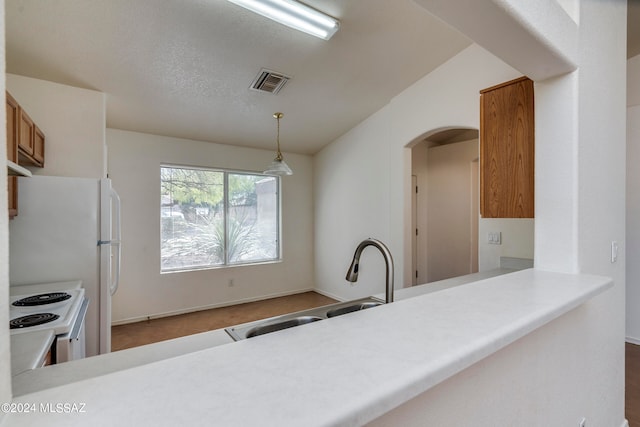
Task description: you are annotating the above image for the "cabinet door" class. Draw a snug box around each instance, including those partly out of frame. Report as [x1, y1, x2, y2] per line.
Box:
[6, 92, 18, 162]
[480, 77, 534, 218]
[33, 126, 45, 166]
[18, 108, 35, 157]
[6, 92, 19, 218]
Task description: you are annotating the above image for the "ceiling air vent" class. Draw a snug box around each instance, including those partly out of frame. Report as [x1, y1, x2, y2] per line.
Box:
[250, 69, 291, 95]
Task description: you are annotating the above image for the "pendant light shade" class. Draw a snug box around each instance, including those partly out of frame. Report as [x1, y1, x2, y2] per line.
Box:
[264, 157, 293, 176]
[264, 112, 293, 176]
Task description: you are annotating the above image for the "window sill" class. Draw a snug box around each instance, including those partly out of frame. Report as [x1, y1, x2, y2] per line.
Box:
[160, 259, 283, 275]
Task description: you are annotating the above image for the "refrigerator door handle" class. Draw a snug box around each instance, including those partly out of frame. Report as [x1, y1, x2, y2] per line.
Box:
[109, 187, 122, 296]
[98, 239, 120, 245]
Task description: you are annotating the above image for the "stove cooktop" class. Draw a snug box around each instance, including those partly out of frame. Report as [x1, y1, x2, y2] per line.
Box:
[10, 313, 60, 329]
[12, 292, 72, 307]
[9, 288, 85, 335]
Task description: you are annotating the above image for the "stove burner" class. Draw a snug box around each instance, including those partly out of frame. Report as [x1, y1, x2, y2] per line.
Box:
[12, 292, 71, 307]
[10, 313, 60, 329]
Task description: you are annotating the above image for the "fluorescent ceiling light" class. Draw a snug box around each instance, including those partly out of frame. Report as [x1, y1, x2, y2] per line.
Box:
[228, 0, 340, 40]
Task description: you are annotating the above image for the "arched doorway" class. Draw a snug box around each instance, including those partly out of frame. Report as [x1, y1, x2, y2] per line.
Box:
[410, 128, 479, 285]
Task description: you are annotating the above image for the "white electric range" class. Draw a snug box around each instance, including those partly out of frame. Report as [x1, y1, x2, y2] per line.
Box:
[9, 283, 88, 363]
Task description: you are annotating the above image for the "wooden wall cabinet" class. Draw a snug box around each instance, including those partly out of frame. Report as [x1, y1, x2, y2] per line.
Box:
[6, 91, 46, 218]
[18, 108, 35, 159]
[479, 76, 534, 218]
[33, 126, 45, 166]
[6, 92, 19, 218]
[17, 107, 45, 167]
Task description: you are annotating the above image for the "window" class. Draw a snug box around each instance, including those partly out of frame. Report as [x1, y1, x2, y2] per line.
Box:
[161, 165, 280, 272]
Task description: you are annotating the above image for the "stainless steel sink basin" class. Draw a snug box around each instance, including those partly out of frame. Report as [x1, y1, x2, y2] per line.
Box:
[245, 316, 323, 338]
[225, 296, 384, 341]
[325, 301, 383, 318]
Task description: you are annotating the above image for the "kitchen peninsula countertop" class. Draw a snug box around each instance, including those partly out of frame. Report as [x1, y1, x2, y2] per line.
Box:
[11, 328, 234, 396]
[12, 267, 515, 396]
[2, 269, 612, 426]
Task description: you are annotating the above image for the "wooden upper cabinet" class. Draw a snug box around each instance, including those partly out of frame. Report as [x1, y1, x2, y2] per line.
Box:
[479, 76, 534, 218]
[18, 107, 35, 157]
[11, 93, 45, 168]
[6, 92, 19, 162]
[33, 126, 45, 166]
[6, 92, 19, 218]
[17, 108, 45, 167]
[5, 90, 46, 218]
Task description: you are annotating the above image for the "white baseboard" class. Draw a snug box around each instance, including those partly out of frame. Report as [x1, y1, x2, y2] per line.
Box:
[311, 288, 346, 302]
[112, 287, 316, 326]
[626, 336, 640, 345]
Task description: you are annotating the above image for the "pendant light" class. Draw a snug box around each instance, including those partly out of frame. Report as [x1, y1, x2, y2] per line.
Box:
[264, 112, 293, 176]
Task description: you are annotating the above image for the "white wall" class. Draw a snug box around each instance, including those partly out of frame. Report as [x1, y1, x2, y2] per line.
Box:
[478, 218, 534, 271]
[107, 129, 314, 323]
[627, 53, 640, 343]
[0, 1, 13, 418]
[5, 74, 105, 179]
[314, 45, 522, 301]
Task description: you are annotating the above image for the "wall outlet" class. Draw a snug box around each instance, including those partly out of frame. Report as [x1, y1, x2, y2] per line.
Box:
[611, 241, 618, 263]
[488, 231, 502, 245]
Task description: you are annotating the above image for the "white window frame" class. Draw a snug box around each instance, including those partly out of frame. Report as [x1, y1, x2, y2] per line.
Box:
[160, 164, 282, 273]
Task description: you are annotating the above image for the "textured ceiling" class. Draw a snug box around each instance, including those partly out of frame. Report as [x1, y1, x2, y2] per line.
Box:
[8, 2, 636, 155]
[5, 0, 472, 155]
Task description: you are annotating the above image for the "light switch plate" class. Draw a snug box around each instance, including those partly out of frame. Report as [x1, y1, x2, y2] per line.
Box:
[488, 232, 502, 245]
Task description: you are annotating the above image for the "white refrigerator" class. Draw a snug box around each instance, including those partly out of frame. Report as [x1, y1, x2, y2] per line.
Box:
[9, 175, 121, 357]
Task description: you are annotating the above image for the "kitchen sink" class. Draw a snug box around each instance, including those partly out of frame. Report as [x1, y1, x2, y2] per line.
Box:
[245, 316, 323, 338]
[325, 301, 383, 318]
[225, 296, 384, 341]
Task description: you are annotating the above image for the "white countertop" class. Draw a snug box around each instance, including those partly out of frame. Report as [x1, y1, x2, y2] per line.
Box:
[389, 267, 516, 301]
[11, 328, 233, 396]
[11, 268, 512, 396]
[1, 269, 612, 427]
[10, 331, 55, 376]
[9, 281, 83, 296]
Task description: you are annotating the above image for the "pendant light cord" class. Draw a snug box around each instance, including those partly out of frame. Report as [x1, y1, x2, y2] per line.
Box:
[274, 112, 283, 160]
[264, 111, 292, 175]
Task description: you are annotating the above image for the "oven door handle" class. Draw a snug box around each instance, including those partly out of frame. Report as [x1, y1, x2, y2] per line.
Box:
[69, 298, 89, 341]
